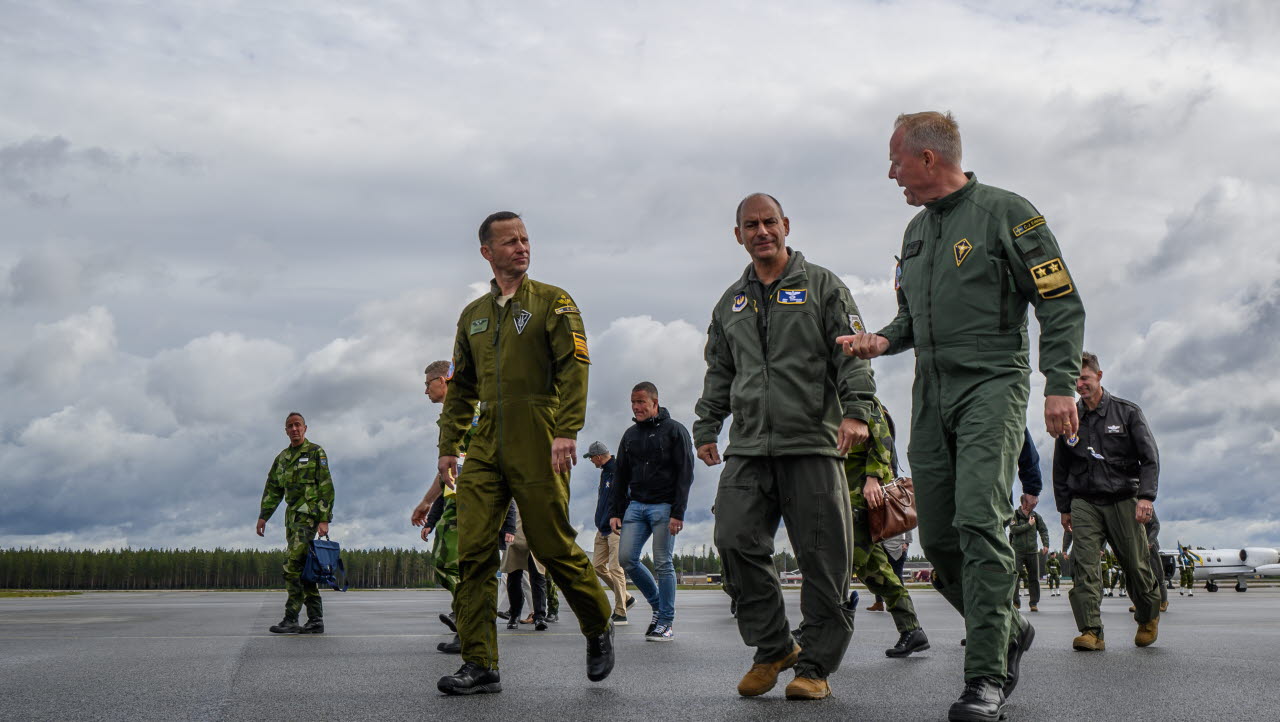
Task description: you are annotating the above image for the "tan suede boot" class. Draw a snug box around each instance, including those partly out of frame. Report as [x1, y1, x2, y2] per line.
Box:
[1072, 631, 1106, 651]
[785, 675, 831, 700]
[1135, 616, 1160, 647]
[737, 644, 800, 697]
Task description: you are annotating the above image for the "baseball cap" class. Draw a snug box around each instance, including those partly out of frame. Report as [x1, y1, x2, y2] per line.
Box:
[583, 441, 610, 458]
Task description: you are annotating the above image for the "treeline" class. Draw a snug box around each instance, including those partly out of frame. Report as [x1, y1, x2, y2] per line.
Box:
[0, 547, 442, 591]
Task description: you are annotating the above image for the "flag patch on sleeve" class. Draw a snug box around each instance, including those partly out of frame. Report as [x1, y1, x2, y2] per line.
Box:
[1013, 215, 1046, 237]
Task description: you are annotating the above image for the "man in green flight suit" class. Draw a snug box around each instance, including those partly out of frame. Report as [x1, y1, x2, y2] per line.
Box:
[841, 111, 1085, 722]
[696, 193, 876, 701]
[843, 398, 929, 658]
[256, 412, 334, 634]
[1009, 502, 1050, 611]
[435, 211, 613, 696]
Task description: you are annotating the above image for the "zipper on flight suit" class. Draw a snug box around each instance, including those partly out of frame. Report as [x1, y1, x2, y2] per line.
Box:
[492, 299, 508, 465]
[927, 213, 945, 423]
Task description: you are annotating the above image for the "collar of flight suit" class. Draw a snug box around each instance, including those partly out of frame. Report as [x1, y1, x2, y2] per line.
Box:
[733, 247, 807, 294]
[488, 276, 530, 301]
[923, 172, 978, 215]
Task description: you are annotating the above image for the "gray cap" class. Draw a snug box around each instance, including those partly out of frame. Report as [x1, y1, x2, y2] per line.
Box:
[583, 441, 610, 458]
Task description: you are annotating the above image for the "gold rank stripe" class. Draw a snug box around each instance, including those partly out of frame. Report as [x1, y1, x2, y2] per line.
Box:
[1030, 257, 1074, 298]
[572, 331, 591, 363]
[1013, 215, 1046, 237]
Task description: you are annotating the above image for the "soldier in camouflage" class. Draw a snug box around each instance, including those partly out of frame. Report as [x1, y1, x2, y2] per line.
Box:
[1046, 552, 1061, 597]
[843, 398, 929, 658]
[256, 412, 334, 634]
[1179, 556, 1195, 596]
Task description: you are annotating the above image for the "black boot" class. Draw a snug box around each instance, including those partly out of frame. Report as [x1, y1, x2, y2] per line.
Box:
[534, 616, 548, 631]
[1003, 612, 1035, 698]
[437, 661, 502, 695]
[886, 628, 930, 657]
[300, 618, 324, 634]
[439, 612, 456, 632]
[585, 623, 615, 682]
[269, 617, 302, 634]
[948, 677, 1006, 721]
[436, 633, 461, 654]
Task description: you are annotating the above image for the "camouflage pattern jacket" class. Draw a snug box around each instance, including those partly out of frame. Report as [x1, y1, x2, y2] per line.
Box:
[260, 440, 334, 524]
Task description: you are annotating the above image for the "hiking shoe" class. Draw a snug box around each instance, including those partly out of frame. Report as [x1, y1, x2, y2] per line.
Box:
[1135, 616, 1159, 647]
[867, 600, 885, 612]
[1003, 612, 1034, 698]
[1128, 605, 1136, 613]
[300, 618, 324, 634]
[437, 661, 502, 695]
[586, 623, 615, 682]
[505, 621, 519, 630]
[1029, 605, 1038, 613]
[610, 613, 629, 626]
[1160, 601, 1168, 612]
[439, 612, 456, 632]
[646, 623, 674, 642]
[436, 633, 461, 654]
[737, 643, 800, 697]
[784, 675, 831, 700]
[269, 618, 302, 634]
[1072, 631, 1105, 651]
[948, 677, 1005, 721]
[535, 617, 548, 631]
[545, 613, 559, 623]
[885, 628, 930, 658]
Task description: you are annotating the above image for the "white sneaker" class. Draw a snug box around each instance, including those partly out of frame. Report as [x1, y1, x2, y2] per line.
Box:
[646, 623, 674, 642]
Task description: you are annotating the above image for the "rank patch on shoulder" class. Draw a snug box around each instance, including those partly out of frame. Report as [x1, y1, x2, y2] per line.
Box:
[732, 293, 747, 312]
[778, 289, 807, 304]
[554, 305, 580, 315]
[1013, 215, 1046, 237]
[954, 238, 973, 267]
[513, 309, 532, 334]
[1030, 257, 1074, 299]
[469, 318, 489, 335]
[572, 331, 591, 363]
[848, 314, 865, 334]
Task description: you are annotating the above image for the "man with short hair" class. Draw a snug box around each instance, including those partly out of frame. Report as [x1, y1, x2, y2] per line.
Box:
[1009, 501, 1050, 611]
[841, 111, 1086, 720]
[696, 193, 876, 700]
[609, 381, 695, 642]
[256, 412, 335, 635]
[1054, 351, 1161, 652]
[435, 211, 613, 695]
[584, 441, 634, 623]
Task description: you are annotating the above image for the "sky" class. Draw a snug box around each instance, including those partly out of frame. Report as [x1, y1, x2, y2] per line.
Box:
[2, 0, 1279, 560]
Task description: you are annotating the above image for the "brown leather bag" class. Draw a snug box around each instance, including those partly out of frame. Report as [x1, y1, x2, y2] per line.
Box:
[869, 476, 917, 543]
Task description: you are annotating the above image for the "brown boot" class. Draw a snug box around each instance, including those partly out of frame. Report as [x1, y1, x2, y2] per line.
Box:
[1128, 605, 1136, 613]
[1160, 601, 1169, 612]
[867, 601, 885, 612]
[1072, 631, 1105, 651]
[785, 675, 831, 700]
[1135, 616, 1159, 647]
[737, 644, 800, 697]
[1029, 604, 1038, 612]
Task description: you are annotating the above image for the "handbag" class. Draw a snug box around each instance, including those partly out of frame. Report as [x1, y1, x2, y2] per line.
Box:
[869, 476, 917, 543]
[301, 536, 349, 592]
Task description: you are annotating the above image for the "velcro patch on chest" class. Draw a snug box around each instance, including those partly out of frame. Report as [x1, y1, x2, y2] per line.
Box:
[572, 331, 591, 363]
[1013, 215, 1046, 237]
[513, 309, 532, 334]
[469, 318, 489, 335]
[903, 240, 923, 259]
[298, 457, 310, 465]
[1105, 424, 1125, 434]
[777, 289, 807, 304]
[953, 238, 973, 267]
[732, 293, 747, 312]
[1030, 257, 1074, 299]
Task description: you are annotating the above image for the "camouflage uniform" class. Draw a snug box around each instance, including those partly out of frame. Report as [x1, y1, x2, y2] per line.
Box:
[1180, 558, 1195, 595]
[260, 440, 334, 622]
[430, 407, 481, 600]
[1046, 555, 1061, 595]
[1102, 551, 1117, 597]
[844, 399, 921, 635]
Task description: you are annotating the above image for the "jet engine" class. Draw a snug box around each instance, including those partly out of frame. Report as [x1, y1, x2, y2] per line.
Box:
[1239, 548, 1280, 567]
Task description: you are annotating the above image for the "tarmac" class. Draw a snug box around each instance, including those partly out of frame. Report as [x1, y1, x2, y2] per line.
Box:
[1, 585, 1277, 721]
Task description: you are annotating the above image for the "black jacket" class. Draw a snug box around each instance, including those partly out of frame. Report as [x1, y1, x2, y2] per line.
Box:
[1053, 389, 1159, 513]
[610, 407, 695, 521]
[1018, 427, 1043, 497]
[594, 458, 617, 535]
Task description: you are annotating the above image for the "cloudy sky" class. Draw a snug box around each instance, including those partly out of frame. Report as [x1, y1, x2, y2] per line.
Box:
[2, 0, 1278, 560]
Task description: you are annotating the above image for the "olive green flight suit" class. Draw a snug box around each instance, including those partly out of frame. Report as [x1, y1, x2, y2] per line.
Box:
[1010, 509, 1049, 605]
[260, 440, 334, 622]
[876, 174, 1085, 682]
[844, 398, 921, 635]
[439, 277, 609, 670]
[695, 249, 876, 680]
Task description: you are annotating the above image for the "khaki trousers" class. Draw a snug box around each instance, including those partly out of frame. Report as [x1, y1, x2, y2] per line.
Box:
[593, 531, 630, 616]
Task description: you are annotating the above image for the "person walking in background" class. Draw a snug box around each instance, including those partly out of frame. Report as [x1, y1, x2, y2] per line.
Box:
[585, 442, 635, 624]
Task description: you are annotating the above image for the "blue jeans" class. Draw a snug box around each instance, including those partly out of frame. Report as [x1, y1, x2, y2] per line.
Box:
[619, 502, 676, 625]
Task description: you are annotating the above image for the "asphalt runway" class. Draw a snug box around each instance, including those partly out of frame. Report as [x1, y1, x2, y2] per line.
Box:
[1, 586, 1277, 721]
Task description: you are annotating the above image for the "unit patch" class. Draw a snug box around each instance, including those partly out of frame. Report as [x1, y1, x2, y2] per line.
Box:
[778, 289, 807, 304]
[732, 293, 748, 312]
[953, 238, 973, 267]
[318, 450, 328, 467]
[1030, 257, 1074, 299]
[469, 318, 489, 335]
[572, 331, 591, 363]
[1013, 215, 1046, 237]
[848, 314, 865, 334]
[513, 309, 532, 335]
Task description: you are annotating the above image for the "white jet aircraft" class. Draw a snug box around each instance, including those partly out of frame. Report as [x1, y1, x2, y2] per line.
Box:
[1164, 545, 1280, 592]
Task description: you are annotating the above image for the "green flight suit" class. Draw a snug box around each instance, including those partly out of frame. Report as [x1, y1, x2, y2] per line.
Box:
[1010, 509, 1049, 605]
[260, 440, 334, 622]
[439, 277, 609, 670]
[876, 174, 1085, 682]
[845, 398, 920, 634]
[696, 249, 876, 680]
